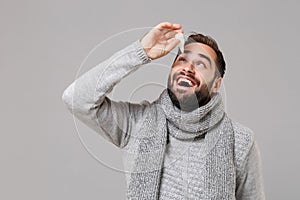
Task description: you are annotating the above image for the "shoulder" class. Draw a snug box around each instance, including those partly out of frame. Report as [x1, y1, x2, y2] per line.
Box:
[231, 120, 256, 169]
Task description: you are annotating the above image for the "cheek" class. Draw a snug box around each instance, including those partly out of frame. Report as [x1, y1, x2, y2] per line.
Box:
[171, 63, 181, 71]
[169, 65, 180, 79]
[168, 70, 176, 84]
[196, 70, 215, 85]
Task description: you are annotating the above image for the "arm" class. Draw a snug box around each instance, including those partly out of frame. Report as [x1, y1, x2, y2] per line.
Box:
[236, 141, 266, 200]
[62, 40, 151, 147]
[62, 22, 183, 148]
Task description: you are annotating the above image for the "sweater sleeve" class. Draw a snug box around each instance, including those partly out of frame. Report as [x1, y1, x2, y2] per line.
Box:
[235, 140, 266, 200]
[62, 40, 151, 148]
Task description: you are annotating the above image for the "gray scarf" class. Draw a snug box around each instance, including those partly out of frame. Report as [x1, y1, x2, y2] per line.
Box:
[124, 89, 235, 199]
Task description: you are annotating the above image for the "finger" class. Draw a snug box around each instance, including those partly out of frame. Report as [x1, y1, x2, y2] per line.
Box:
[165, 38, 181, 53]
[172, 23, 182, 30]
[165, 30, 183, 40]
[155, 22, 173, 29]
[155, 22, 182, 34]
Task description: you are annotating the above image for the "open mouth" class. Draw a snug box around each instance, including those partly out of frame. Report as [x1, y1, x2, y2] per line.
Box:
[176, 76, 197, 87]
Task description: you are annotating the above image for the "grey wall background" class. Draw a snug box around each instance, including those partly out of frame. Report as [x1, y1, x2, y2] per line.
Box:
[1, 0, 299, 199]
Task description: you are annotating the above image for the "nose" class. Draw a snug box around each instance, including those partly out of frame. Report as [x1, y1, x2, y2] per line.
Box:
[183, 63, 195, 74]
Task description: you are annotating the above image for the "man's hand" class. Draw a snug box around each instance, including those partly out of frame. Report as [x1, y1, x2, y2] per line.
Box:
[141, 22, 183, 60]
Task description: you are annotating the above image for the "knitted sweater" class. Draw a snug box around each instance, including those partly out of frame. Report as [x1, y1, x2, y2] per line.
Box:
[62, 40, 265, 199]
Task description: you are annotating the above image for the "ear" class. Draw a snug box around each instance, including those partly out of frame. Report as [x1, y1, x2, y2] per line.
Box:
[211, 77, 222, 93]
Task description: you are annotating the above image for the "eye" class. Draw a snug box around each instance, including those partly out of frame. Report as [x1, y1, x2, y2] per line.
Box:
[195, 61, 206, 68]
[178, 57, 186, 62]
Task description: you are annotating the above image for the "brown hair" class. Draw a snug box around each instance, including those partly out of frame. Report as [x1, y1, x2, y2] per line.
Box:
[184, 33, 226, 78]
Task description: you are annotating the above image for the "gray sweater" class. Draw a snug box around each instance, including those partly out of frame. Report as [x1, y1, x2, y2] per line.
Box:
[62, 40, 265, 199]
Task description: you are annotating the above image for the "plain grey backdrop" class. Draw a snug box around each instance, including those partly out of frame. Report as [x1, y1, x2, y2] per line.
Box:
[1, 0, 299, 199]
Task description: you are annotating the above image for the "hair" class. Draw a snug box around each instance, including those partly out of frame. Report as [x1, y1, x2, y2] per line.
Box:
[183, 33, 226, 78]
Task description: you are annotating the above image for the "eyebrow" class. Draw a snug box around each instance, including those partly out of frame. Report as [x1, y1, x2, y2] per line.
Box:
[183, 50, 212, 67]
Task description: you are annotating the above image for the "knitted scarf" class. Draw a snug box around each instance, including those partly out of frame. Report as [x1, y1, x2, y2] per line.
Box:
[124, 89, 235, 199]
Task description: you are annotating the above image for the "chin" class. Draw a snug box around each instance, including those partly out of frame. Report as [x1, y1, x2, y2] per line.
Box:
[167, 83, 212, 111]
[174, 87, 195, 100]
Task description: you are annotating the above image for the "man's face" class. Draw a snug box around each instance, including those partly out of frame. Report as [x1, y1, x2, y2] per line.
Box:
[167, 42, 221, 111]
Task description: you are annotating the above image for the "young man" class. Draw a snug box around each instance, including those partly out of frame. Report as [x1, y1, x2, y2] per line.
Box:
[62, 22, 265, 199]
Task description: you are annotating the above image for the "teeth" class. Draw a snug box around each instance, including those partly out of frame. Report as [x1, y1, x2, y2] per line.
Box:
[178, 78, 192, 86]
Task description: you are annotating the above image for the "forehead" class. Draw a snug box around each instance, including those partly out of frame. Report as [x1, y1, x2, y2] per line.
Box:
[184, 43, 217, 63]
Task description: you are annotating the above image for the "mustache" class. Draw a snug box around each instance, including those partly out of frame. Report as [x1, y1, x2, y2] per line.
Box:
[173, 71, 201, 86]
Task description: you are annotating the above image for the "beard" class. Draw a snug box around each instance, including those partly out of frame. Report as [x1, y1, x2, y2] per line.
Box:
[167, 76, 213, 112]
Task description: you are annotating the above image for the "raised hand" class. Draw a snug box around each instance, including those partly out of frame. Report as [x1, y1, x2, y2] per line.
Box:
[141, 22, 183, 60]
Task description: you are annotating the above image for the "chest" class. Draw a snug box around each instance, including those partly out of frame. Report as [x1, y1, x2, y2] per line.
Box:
[159, 133, 236, 199]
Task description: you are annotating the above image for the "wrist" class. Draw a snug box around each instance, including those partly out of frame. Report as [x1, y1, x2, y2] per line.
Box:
[136, 40, 152, 63]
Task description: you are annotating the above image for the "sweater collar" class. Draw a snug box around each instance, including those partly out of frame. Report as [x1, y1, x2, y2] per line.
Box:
[157, 89, 225, 139]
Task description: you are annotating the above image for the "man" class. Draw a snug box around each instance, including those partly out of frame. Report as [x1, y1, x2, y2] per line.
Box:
[62, 22, 265, 199]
